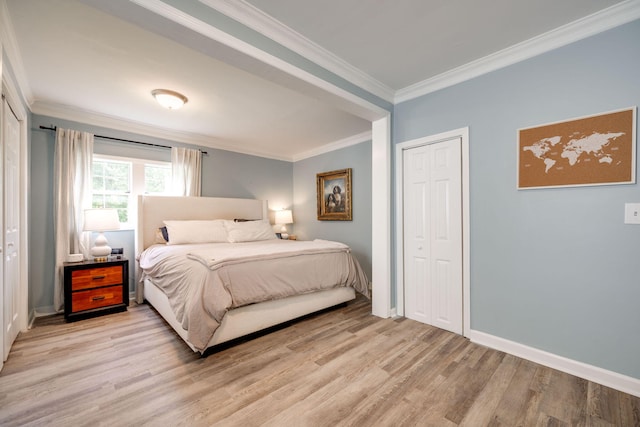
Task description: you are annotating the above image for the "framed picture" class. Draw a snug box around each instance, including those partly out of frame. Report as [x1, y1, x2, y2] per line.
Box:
[518, 107, 636, 189]
[317, 168, 352, 221]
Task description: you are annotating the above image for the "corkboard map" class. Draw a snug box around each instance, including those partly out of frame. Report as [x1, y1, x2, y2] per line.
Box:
[518, 107, 636, 189]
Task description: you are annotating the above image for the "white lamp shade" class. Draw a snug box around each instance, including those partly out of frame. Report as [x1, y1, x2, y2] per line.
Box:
[83, 209, 120, 232]
[275, 209, 293, 225]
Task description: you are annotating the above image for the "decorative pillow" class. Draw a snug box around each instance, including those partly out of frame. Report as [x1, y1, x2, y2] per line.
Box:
[154, 228, 168, 244]
[159, 226, 169, 241]
[234, 218, 260, 222]
[225, 220, 276, 243]
[163, 220, 228, 245]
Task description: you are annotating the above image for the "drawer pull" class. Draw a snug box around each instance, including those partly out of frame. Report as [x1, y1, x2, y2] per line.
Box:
[92, 275, 106, 280]
[91, 295, 106, 301]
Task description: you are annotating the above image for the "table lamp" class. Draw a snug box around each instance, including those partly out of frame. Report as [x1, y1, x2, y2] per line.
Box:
[84, 208, 120, 258]
[275, 209, 293, 239]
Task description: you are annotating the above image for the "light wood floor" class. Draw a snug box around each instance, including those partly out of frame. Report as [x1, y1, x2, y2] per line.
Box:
[1, 297, 638, 426]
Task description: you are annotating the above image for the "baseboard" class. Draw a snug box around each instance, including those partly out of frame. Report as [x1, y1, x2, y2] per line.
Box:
[33, 305, 59, 318]
[468, 329, 640, 398]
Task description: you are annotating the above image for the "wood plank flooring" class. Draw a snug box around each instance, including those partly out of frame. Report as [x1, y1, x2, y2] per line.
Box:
[0, 297, 638, 426]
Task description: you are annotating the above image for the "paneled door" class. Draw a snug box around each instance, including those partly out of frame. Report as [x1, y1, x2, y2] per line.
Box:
[3, 98, 20, 360]
[403, 137, 462, 334]
[0, 98, 4, 369]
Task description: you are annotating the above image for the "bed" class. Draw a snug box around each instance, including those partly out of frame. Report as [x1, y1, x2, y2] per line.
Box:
[135, 195, 369, 353]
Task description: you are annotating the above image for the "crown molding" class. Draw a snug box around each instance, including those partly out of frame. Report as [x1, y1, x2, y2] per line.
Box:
[199, 0, 395, 103]
[31, 101, 295, 162]
[32, 100, 368, 163]
[395, 0, 640, 103]
[0, 0, 34, 105]
[292, 130, 372, 162]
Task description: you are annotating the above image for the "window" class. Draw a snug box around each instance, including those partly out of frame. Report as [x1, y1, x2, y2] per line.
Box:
[92, 158, 131, 223]
[92, 155, 171, 228]
[145, 164, 172, 194]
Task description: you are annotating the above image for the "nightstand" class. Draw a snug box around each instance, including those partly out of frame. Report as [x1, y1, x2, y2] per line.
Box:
[64, 258, 129, 321]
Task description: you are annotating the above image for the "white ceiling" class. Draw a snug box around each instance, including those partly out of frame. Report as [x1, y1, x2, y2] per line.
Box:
[3, 0, 633, 161]
[244, 0, 626, 90]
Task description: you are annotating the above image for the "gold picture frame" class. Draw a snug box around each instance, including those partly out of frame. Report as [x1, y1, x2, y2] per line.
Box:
[317, 168, 352, 221]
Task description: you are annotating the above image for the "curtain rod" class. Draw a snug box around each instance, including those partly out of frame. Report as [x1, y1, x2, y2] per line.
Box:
[38, 125, 208, 155]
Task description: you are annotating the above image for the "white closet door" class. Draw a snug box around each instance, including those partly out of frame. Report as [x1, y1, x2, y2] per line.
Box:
[403, 137, 462, 334]
[3, 99, 20, 360]
[403, 144, 431, 325]
[0, 99, 4, 368]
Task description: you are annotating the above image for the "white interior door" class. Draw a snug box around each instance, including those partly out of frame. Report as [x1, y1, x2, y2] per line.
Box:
[403, 137, 462, 334]
[3, 99, 20, 360]
[0, 99, 4, 369]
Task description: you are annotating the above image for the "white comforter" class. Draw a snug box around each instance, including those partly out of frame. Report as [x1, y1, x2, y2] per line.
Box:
[138, 239, 369, 351]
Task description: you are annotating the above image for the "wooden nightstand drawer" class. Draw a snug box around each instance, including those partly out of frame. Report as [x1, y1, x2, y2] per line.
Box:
[71, 285, 123, 312]
[64, 258, 129, 321]
[71, 265, 123, 291]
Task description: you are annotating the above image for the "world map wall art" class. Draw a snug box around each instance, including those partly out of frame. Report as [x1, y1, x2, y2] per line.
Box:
[518, 107, 636, 189]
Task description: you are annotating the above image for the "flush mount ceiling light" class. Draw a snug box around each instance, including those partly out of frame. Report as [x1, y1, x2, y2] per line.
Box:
[151, 89, 188, 110]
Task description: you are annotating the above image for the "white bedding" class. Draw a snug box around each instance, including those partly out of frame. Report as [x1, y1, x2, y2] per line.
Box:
[138, 239, 369, 351]
[186, 238, 351, 269]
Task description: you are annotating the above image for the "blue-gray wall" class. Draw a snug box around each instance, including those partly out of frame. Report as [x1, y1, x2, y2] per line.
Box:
[394, 20, 640, 379]
[29, 114, 293, 312]
[293, 141, 372, 279]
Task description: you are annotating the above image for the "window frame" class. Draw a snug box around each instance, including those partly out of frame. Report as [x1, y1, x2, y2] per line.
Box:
[92, 154, 171, 230]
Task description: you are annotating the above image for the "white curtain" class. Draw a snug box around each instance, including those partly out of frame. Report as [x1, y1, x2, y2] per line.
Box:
[171, 147, 202, 196]
[54, 128, 94, 311]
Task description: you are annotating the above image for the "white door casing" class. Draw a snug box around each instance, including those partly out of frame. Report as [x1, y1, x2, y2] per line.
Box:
[3, 98, 20, 360]
[395, 127, 470, 336]
[371, 115, 392, 318]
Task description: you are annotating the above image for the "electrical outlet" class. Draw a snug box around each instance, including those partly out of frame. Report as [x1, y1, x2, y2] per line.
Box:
[624, 203, 640, 224]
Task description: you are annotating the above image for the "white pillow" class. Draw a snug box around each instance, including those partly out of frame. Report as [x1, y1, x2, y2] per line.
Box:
[225, 220, 276, 243]
[163, 220, 228, 245]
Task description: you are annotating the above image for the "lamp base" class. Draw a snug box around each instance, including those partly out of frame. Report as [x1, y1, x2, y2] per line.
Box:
[280, 224, 289, 240]
[90, 232, 112, 257]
